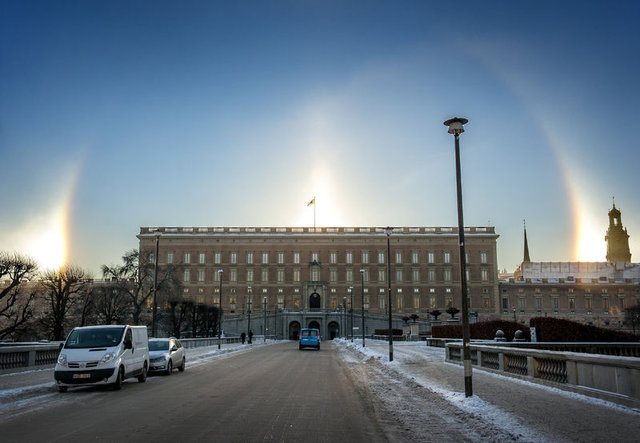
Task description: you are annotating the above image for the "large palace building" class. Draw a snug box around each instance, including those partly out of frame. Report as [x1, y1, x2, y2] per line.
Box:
[499, 204, 640, 330]
[138, 226, 499, 338]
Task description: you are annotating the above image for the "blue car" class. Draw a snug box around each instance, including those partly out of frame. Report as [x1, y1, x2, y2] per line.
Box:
[299, 328, 320, 350]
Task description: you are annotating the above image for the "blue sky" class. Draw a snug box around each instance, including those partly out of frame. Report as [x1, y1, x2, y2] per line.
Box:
[1, 0, 639, 275]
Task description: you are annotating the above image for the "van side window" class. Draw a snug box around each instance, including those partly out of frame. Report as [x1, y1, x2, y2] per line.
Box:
[125, 328, 132, 344]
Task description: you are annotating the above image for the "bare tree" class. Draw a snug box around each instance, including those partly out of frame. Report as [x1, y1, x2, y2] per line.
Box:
[101, 249, 154, 325]
[167, 300, 189, 338]
[163, 271, 186, 337]
[184, 302, 218, 338]
[625, 303, 640, 335]
[70, 284, 98, 327]
[0, 252, 38, 339]
[102, 249, 181, 327]
[40, 266, 91, 340]
[93, 282, 129, 325]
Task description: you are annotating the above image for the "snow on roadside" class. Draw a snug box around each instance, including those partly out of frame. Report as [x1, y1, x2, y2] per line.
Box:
[0, 367, 54, 379]
[0, 382, 54, 399]
[336, 339, 550, 442]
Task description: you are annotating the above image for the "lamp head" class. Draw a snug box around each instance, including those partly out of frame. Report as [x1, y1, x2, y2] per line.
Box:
[443, 117, 468, 135]
[384, 226, 394, 236]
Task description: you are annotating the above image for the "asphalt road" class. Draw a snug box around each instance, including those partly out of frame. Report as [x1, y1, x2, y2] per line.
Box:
[0, 342, 388, 442]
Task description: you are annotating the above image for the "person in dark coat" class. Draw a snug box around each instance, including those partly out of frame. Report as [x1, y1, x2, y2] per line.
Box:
[248, 330, 253, 344]
[241, 332, 246, 344]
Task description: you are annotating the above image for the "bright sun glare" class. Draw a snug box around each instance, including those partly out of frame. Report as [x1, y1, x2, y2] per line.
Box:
[27, 208, 67, 271]
[576, 218, 606, 262]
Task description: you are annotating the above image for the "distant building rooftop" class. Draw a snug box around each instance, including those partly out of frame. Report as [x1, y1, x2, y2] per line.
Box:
[512, 261, 640, 283]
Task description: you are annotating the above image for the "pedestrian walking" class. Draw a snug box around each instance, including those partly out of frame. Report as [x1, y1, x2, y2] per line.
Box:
[248, 330, 253, 344]
[241, 332, 246, 344]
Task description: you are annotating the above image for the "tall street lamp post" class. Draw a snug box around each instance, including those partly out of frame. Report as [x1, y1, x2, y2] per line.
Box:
[218, 269, 223, 349]
[343, 296, 347, 338]
[247, 286, 252, 344]
[263, 296, 267, 343]
[360, 268, 366, 347]
[274, 301, 278, 340]
[385, 226, 394, 362]
[349, 286, 354, 342]
[152, 231, 160, 338]
[444, 116, 472, 398]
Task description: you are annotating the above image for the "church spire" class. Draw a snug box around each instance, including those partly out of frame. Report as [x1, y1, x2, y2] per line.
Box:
[523, 220, 531, 263]
[605, 201, 631, 262]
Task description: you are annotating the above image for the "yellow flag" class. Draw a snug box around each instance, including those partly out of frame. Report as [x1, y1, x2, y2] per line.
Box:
[307, 197, 315, 206]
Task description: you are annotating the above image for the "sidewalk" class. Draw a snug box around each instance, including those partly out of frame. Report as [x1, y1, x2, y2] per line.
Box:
[338, 340, 640, 442]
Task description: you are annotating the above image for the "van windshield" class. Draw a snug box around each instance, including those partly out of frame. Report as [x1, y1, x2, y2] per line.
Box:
[65, 327, 125, 348]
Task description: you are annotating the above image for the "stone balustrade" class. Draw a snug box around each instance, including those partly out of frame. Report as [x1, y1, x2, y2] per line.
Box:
[0, 337, 246, 372]
[446, 342, 640, 407]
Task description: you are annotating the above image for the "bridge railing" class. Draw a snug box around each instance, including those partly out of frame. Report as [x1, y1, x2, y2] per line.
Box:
[0, 343, 63, 371]
[430, 339, 640, 357]
[446, 342, 640, 407]
[0, 336, 249, 372]
[180, 337, 244, 348]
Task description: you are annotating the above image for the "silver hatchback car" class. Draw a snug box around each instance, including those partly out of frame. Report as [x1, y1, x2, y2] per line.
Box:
[148, 337, 186, 375]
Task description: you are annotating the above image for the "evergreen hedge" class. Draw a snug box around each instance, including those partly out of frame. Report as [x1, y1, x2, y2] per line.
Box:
[529, 317, 638, 342]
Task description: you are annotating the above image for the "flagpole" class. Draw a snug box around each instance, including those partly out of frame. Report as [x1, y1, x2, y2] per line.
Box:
[314, 196, 316, 230]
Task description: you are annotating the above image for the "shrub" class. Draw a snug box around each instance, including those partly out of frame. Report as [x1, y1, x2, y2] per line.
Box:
[432, 320, 530, 341]
[529, 317, 638, 342]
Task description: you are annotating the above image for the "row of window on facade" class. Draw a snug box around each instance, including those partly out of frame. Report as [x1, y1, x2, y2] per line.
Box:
[152, 250, 490, 266]
[180, 266, 491, 283]
[501, 294, 636, 314]
[175, 286, 492, 312]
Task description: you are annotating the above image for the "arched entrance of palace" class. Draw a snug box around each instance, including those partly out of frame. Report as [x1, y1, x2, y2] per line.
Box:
[308, 320, 321, 330]
[289, 321, 301, 340]
[309, 292, 321, 309]
[328, 321, 339, 340]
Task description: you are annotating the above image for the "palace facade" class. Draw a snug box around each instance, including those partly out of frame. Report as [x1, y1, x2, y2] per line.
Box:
[137, 226, 500, 335]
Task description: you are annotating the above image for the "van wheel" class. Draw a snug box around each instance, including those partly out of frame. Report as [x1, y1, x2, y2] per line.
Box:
[165, 360, 172, 376]
[58, 386, 67, 393]
[138, 363, 147, 383]
[178, 358, 185, 372]
[113, 367, 124, 390]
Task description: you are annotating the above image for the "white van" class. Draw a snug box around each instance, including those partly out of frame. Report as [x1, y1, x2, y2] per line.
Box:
[54, 325, 149, 392]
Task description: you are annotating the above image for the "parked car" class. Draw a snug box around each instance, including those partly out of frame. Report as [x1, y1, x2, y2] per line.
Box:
[299, 328, 320, 350]
[54, 325, 149, 392]
[148, 337, 185, 375]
